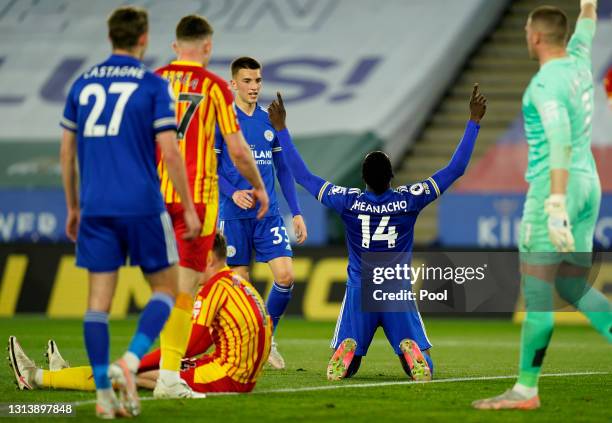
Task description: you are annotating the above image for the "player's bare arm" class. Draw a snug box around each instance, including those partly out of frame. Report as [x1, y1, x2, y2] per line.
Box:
[579, 0, 597, 21]
[157, 130, 202, 239]
[59, 129, 79, 242]
[224, 131, 269, 219]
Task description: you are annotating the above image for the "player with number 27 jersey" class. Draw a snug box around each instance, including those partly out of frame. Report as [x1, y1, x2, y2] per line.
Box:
[61, 53, 181, 272]
[62, 54, 177, 218]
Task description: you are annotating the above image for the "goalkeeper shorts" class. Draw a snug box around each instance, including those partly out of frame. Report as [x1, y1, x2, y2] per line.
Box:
[519, 173, 600, 266]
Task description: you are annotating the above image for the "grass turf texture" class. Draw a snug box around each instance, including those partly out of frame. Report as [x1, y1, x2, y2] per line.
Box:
[0, 317, 610, 422]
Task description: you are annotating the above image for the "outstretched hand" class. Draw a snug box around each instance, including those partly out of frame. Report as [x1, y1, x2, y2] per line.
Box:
[469, 83, 487, 124]
[268, 92, 287, 131]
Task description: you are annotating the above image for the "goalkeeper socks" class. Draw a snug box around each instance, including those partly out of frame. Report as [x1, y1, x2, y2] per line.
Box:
[517, 275, 554, 388]
[127, 292, 174, 372]
[84, 310, 111, 390]
[159, 292, 192, 373]
[555, 276, 612, 343]
[266, 281, 294, 332]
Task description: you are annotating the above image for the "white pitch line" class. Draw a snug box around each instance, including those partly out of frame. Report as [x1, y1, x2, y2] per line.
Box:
[71, 371, 610, 407]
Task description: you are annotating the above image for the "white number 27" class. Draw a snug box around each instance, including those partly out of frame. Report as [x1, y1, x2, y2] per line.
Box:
[79, 82, 138, 137]
[358, 214, 397, 248]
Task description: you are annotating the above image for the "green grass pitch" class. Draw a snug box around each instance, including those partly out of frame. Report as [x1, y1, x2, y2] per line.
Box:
[0, 317, 610, 422]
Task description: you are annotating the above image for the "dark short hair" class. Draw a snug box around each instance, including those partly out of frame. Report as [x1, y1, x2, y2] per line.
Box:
[212, 233, 227, 261]
[176, 14, 214, 41]
[529, 6, 569, 46]
[107, 6, 148, 50]
[362, 151, 394, 195]
[231, 57, 262, 77]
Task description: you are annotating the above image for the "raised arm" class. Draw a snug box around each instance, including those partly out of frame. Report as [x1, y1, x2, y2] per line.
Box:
[430, 84, 486, 193]
[268, 93, 328, 199]
[273, 147, 301, 217]
[579, 0, 597, 21]
[273, 144, 307, 244]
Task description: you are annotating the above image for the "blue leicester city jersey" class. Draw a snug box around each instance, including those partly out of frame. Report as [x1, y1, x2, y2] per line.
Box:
[60, 54, 177, 217]
[215, 105, 282, 219]
[317, 179, 441, 287]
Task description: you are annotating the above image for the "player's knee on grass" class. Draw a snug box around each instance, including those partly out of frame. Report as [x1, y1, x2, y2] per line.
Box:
[344, 355, 362, 379]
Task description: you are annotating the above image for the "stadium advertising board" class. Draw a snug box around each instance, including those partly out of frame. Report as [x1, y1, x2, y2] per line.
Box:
[2, 246, 610, 322]
[0, 189, 327, 245]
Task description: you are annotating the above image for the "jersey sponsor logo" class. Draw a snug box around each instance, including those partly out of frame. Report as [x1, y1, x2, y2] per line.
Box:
[227, 245, 237, 258]
[348, 188, 362, 195]
[251, 148, 273, 166]
[264, 130, 274, 142]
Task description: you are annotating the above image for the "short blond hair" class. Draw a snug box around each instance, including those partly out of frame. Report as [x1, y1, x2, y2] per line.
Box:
[529, 6, 569, 46]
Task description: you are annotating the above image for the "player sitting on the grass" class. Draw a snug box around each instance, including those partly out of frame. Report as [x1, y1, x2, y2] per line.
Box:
[266, 86, 487, 381]
[215, 56, 307, 370]
[8, 234, 272, 395]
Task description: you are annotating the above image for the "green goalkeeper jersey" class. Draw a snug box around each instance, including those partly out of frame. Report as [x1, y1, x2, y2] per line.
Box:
[522, 18, 598, 183]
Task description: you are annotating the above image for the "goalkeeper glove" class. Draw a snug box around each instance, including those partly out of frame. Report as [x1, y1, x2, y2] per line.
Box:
[544, 194, 575, 253]
[580, 0, 597, 7]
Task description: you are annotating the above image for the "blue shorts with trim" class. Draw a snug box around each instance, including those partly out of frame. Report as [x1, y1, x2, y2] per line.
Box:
[331, 285, 432, 356]
[219, 216, 292, 266]
[76, 212, 179, 274]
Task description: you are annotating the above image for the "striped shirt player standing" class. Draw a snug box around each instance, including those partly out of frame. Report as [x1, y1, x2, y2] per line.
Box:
[267, 88, 487, 382]
[153, 15, 268, 399]
[54, 6, 200, 419]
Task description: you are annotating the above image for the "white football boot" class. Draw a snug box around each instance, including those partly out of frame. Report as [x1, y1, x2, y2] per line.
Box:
[45, 339, 70, 371]
[267, 338, 286, 370]
[7, 336, 37, 390]
[153, 377, 206, 399]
